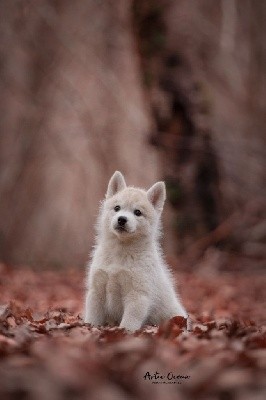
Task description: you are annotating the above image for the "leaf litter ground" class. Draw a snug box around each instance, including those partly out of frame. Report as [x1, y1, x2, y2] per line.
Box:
[0, 262, 265, 400]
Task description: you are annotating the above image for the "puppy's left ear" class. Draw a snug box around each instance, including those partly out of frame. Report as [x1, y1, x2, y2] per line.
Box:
[106, 171, 126, 198]
[147, 181, 166, 213]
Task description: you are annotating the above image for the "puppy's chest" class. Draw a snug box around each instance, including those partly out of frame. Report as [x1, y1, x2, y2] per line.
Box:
[93, 265, 136, 299]
[93, 267, 135, 318]
[93, 266, 135, 295]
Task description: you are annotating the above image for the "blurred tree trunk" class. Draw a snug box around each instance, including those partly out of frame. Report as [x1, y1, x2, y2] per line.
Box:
[164, 0, 266, 207]
[0, 0, 158, 267]
[136, 0, 266, 256]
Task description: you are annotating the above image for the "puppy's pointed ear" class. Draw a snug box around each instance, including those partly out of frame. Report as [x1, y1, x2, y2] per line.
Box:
[147, 181, 166, 213]
[106, 171, 126, 198]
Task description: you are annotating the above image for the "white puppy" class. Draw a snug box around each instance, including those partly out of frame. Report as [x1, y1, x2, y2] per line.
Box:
[84, 171, 188, 332]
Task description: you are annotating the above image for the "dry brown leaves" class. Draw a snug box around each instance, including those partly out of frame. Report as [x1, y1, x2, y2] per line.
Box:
[0, 262, 265, 400]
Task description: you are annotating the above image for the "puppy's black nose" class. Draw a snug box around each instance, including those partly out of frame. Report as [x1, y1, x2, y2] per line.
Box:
[118, 216, 127, 226]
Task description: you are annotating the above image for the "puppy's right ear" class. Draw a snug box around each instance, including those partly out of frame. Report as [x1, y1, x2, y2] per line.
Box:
[147, 181, 166, 213]
[106, 171, 126, 198]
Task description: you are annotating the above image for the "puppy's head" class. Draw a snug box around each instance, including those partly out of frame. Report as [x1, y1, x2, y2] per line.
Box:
[100, 171, 166, 241]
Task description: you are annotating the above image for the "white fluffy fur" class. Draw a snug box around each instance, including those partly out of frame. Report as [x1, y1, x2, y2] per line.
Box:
[84, 171, 188, 332]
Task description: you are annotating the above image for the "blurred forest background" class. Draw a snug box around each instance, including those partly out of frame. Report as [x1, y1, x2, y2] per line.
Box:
[0, 2, 265, 399]
[0, 0, 265, 268]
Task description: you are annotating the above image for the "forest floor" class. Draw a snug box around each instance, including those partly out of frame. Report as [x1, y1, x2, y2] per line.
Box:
[0, 261, 265, 400]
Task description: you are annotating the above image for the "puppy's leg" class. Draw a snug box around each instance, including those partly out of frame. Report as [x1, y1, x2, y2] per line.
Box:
[84, 270, 107, 326]
[173, 298, 188, 319]
[156, 292, 190, 328]
[167, 297, 192, 331]
[119, 293, 150, 332]
[84, 289, 105, 325]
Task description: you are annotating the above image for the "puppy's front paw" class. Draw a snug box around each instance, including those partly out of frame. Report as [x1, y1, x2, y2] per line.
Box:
[84, 315, 103, 327]
[119, 320, 141, 333]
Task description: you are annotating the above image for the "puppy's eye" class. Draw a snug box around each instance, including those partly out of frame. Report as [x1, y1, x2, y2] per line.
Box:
[134, 209, 142, 216]
[114, 205, 120, 212]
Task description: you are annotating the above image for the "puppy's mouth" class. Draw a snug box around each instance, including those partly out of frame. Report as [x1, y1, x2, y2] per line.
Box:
[114, 225, 128, 233]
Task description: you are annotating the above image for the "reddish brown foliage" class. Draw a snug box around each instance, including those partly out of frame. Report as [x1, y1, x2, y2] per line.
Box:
[0, 263, 265, 399]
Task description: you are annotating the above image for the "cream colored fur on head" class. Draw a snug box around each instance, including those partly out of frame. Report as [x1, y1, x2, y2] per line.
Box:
[84, 171, 188, 332]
